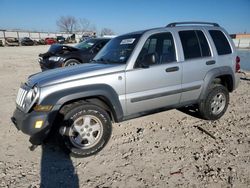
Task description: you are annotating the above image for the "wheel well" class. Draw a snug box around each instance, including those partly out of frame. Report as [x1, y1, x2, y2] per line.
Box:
[214, 75, 233, 92]
[65, 58, 82, 64]
[59, 96, 117, 122]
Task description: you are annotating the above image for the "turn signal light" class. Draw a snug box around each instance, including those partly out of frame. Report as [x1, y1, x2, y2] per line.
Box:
[33, 105, 53, 112]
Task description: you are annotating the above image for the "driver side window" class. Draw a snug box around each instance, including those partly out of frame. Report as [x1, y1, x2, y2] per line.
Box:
[136, 32, 176, 67]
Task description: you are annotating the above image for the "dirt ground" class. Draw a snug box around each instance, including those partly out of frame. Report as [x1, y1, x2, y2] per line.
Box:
[0, 46, 249, 188]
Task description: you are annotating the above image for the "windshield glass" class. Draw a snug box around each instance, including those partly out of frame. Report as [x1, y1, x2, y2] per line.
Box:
[48, 44, 63, 53]
[74, 39, 97, 50]
[93, 34, 141, 64]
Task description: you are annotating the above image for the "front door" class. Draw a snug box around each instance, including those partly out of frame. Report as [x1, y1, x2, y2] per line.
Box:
[125, 32, 182, 116]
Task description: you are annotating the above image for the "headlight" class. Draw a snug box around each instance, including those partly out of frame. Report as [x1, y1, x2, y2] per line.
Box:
[48, 56, 61, 62]
[24, 86, 39, 108]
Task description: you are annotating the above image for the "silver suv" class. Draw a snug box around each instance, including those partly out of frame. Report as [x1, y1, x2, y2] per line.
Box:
[11, 22, 240, 157]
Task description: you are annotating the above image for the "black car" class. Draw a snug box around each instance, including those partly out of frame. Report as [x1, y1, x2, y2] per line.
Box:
[56, 36, 65, 44]
[21, 37, 34, 46]
[38, 38, 110, 71]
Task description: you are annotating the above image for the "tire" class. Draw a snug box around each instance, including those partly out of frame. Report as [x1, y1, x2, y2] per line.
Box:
[64, 59, 80, 67]
[198, 84, 229, 120]
[59, 102, 112, 157]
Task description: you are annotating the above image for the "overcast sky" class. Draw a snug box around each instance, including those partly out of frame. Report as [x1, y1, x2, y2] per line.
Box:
[0, 0, 249, 34]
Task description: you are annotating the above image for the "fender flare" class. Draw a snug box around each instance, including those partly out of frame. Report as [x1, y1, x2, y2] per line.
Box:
[199, 66, 235, 100]
[40, 84, 124, 122]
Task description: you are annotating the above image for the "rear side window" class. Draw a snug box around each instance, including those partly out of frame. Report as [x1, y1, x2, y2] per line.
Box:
[209, 30, 232, 55]
[196, 30, 211, 57]
[179, 30, 211, 60]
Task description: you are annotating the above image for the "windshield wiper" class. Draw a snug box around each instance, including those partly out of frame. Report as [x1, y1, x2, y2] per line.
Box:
[93, 58, 122, 64]
[92, 58, 109, 64]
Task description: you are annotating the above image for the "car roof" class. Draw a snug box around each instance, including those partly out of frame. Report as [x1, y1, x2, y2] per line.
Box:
[119, 22, 222, 37]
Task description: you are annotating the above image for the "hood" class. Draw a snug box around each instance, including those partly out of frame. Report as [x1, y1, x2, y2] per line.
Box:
[39, 44, 79, 58]
[27, 63, 126, 87]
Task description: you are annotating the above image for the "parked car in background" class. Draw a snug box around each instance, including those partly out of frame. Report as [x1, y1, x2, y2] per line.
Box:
[65, 34, 76, 43]
[21, 37, 34, 46]
[38, 38, 110, 71]
[79, 35, 92, 42]
[5, 37, 19, 46]
[56, 36, 65, 44]
[45, 38, 57, 45]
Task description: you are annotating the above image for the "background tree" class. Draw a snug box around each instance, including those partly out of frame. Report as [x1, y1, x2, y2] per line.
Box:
[100, 28, 115, 36]
[78, 18, 97, 34]
[56, 16, 78, 33]
[78, 18, 90, 33]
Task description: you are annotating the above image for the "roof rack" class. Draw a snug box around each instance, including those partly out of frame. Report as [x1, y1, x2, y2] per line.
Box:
[166, 22, 220, 27]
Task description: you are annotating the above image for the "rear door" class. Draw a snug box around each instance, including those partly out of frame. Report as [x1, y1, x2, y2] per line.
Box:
[178, 30, 215, 103]
[125, 32, 182, 115]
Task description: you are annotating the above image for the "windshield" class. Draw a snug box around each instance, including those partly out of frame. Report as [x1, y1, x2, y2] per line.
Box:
[74, 39, 97, 50]
[93, 34, 141, 64]
[48, 44, 62, 53]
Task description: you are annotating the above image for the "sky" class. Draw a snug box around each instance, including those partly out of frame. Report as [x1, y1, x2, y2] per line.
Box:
[0, 0, 249, 35]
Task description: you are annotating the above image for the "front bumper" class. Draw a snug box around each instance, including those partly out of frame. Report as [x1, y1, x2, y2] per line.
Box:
[11, 108, 56, 145]
[38, 58, 63, 71]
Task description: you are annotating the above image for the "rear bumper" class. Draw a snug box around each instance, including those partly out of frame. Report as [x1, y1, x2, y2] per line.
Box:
[11, 108, 57, 145]
[235, 72, 240, 90]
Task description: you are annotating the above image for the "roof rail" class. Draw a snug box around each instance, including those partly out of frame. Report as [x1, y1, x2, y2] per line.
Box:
[166, 22, 220, 27]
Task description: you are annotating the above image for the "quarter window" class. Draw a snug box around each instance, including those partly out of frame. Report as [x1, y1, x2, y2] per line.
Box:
[209, 30, 232, 55]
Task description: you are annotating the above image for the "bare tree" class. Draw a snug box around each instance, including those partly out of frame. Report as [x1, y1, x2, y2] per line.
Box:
[78, 18, 90, 33]
[77, 18, 97, 34]
[56, 16, 78, 33]
[100, 28, 115, 36]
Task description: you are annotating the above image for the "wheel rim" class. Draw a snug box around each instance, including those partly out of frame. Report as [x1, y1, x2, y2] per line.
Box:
[210, 92, 226, 115]
[66, 62, 78, 66]
[69, 115, 103, 149]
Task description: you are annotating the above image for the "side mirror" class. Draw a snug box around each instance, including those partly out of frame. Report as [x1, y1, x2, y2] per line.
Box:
[139, 53, 157, 68]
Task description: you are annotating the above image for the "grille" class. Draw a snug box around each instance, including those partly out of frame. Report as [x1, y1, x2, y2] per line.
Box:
[16, 87, 28, 109]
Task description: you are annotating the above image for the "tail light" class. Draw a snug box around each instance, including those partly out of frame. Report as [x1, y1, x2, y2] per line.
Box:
[235, 56, 240, 73]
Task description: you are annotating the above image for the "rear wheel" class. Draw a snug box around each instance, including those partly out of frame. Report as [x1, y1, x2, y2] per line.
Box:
[199, 84, 229, 120]
[64, 59, 80, 67]
[59, 102, 112, 157]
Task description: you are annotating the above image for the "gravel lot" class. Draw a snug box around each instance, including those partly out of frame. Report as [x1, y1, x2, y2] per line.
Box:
[0, 46, 249, 188]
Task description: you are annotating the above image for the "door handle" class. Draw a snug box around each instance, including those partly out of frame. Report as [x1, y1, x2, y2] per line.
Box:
[165, 66, 179, 72]
[206, 60, 216, 65]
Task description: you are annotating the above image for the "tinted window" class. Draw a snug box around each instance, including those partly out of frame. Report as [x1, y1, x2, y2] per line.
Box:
[209, 30, 232, 55]
[179, 30, 211, 59]
[179, 31, 201, 59]
[136, 32, 176, 66]
[196, 30, 211, 57]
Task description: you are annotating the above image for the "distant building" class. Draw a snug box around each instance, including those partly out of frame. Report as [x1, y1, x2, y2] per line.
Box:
[235, 34, 250, 39]
[231, 33, 250, 48]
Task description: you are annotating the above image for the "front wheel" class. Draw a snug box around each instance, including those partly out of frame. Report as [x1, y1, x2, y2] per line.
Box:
[64, 59, 80, 67]
[60, 103, 112, 157]
[198, 84, 229, 120]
